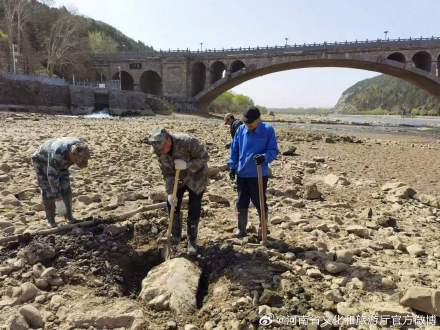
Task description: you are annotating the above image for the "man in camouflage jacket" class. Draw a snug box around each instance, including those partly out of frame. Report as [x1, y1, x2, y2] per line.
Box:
[31, 137, 91, 227]
[148, 128, 209, 254]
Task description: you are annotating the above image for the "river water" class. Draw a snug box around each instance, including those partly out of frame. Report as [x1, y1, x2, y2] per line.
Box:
[272, 114, 440, 138]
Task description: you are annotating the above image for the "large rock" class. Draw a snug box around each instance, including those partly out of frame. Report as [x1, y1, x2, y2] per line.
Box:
[19, 305, 44, 328]
[65, 299, 144, 329]
[400, 287, 440, 316]
[139, 257, 201, 315]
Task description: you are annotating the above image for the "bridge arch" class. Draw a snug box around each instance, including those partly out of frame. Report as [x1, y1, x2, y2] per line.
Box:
[210, 61, 226, 84]
[140, 70, 162, 95]
[412, 51, 432, 72]
[230, 60, 246, 73]
[387, 52, 406, 63]
[112, 71, 134, 90]
[196, 57, 440, 107]
[191, 62, 206, 96]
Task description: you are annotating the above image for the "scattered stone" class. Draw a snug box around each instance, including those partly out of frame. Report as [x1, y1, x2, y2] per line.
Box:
[150, 190, 167, 203]
[346, 225, 370, 238]
[381, 277, 397, 290]
[400, 287, 440, 316]
[324, 261, 348, 274]
[139, 257, 201, 315]
[306, 268, 323, 279]
[18, 283, 39, 304]
[335, 250, 353, 264]
[17, 241, 56, 265]
[415, 194, 440, 208]
[208, 194, 230, 206]
[322, 174, 350, 187]
[19, 305, 44, 328]
[406, 244, 425, 257]
[259, 289, 283, 307]
[6, 314, 29, 330]
[304, 183, 322, 200]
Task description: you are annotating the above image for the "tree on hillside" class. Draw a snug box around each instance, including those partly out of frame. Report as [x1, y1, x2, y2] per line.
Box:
[45, 14, 81, 76]
[89, 31, 118, 54]
[3, 0, 30, 50]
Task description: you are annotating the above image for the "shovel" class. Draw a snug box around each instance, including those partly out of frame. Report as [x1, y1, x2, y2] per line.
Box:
[163, 169, 181, 260]
[256, 162, 268, 246]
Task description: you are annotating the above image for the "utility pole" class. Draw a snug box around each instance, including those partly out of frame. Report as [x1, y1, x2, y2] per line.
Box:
[11, 44, 17, 74]
[285, 37, 288, 46]
[200, 42, 203, 52]
[118, 66, 122, 90]
[384, 31, 389, 40]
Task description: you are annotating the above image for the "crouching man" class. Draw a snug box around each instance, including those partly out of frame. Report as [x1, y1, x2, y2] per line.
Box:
[31, 137, 91, 227]
[148, 128, 209, 255]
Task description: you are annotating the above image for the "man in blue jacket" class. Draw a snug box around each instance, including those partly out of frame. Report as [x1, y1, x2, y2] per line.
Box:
[227, 107, 279, 237]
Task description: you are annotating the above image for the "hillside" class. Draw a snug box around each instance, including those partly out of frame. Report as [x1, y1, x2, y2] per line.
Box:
[334, 74, 440, 116]
[0, 0, 154, 79]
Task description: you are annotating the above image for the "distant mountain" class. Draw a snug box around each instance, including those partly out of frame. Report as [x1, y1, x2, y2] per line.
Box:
[334, 74, 440, 116]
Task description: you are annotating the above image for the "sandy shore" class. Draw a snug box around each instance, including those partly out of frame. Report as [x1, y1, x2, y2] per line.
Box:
[1, 111, 440, 329]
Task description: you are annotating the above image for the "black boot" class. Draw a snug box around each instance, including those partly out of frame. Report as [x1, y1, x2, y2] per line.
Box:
[187, 217, 199, 255]
[235, 209, 248, 237]
[62, 189, 76, 224]
[43, 196, 57, 227]
[171, 212, 182, 244]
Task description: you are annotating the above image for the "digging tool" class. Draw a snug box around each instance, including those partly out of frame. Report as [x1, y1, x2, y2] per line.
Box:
[163, 168, 181, 260]
[256, 162, 268, 246]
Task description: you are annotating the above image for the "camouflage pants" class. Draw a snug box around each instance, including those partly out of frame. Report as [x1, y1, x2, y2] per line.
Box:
[33, 164, 73, 223]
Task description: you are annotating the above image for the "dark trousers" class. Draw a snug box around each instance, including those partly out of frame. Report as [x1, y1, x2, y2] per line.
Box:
[167, 185, 204, 243]
[236, 176, 268, 214]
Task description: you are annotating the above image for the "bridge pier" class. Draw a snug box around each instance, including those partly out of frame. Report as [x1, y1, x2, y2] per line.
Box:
[166, 98, 206, 114]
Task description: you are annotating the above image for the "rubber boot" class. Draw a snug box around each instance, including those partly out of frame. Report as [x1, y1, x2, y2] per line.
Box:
[171, 212, 182, 244]
[43, 196, 57, 228]
[187, 217, 199, 255]
[235, 209, 248, 237]
[62, 189, 76, 224]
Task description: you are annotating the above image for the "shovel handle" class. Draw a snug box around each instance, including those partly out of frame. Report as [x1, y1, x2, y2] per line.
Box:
[165, 169, 181, 258]
[256, 163, 267, 245]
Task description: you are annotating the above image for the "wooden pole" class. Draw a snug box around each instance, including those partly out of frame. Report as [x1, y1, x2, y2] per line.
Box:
[257, 163, 267, 246]
[0, 199, 180, 247]
[164, 169, 181, 260]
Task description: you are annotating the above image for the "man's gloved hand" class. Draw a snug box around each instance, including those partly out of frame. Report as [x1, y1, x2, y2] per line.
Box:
[253, 154, 266, 165]
[174, 159, 187, 170]
[229, 169, 236, 181]
[225, 143, 231, 149]
[167, 194, 174, 208]
[55, 199, 67, 216]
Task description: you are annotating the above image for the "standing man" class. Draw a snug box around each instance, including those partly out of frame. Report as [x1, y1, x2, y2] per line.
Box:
[32, 137, 91, 227]
[148, 128, 209, 255]
[228, 107, 279, 238]
[224, 113, 243, 141]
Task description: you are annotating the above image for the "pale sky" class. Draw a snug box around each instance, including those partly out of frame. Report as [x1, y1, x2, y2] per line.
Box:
[55, 0, 440, 108]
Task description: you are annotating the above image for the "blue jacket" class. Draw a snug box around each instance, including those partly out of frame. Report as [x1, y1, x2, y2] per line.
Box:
[228, 122, 279, 178]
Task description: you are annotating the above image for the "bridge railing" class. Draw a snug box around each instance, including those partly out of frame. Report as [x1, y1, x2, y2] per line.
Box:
[93, 36, 440, 60]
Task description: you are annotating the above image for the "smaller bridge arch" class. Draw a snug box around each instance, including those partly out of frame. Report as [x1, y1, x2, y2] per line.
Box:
[387, 52, 406, 63]
[412, 51, 432, 72]
[230, 60, 246, 73]
[112, 71, 134, 90]
[210, 61, 226, 84]
[140, 70, 162, 95]
[191, 62, 206, 96]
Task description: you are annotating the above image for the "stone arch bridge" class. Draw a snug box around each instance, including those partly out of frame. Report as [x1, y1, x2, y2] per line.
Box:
[93, 37, 440, 112]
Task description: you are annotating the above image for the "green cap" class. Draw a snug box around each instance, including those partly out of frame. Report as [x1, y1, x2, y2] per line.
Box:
[148, 127, 169, 144]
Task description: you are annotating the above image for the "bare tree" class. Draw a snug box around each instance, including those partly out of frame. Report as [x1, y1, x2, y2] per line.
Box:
[45, 14, 80, 76]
